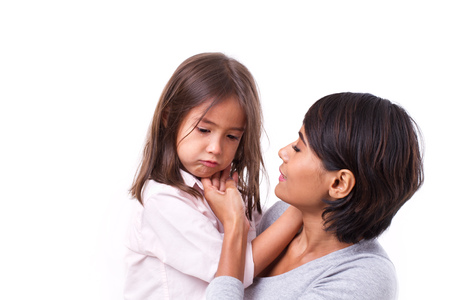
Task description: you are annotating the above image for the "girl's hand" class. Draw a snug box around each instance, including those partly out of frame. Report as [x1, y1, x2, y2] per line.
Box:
[202, 171, 248, 233]
[208, 164, 237, 193]
[202, 169, 249, 282]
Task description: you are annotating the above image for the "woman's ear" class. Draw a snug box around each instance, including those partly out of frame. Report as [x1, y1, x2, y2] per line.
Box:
[328, 169, 355, 199]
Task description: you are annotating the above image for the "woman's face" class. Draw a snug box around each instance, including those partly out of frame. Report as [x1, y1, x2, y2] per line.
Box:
[275, 126, 334, 211]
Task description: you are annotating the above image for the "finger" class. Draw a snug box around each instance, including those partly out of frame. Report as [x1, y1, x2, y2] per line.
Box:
[211, 171, 221, 190]
[219, 164, 232, 192]
[231, 172, 239, 185]
[224, 176, 238, 191]
[201, 177, 215, 192]
[201, 177, 225, 200]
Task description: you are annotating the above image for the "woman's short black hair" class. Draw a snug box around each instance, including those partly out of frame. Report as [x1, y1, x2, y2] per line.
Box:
[303, 92, 424, 243]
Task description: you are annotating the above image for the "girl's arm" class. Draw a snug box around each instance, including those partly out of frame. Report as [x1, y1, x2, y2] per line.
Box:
[202, 172, 303, 278]
[202, 174, 249, 282]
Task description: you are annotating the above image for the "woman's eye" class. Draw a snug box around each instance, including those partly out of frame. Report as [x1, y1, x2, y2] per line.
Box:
[292, 145, 300, 152]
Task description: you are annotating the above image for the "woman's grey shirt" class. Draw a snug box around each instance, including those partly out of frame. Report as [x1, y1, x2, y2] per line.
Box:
[206, 201, 397, 299]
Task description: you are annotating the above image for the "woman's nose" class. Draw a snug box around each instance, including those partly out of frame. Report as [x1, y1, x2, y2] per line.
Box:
[278, 144, 289, 162]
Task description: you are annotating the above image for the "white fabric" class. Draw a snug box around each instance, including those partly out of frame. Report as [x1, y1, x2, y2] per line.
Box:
[124, 170, 257, 299]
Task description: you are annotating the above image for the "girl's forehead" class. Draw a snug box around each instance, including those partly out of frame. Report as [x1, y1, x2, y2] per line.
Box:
[189, 100, 215, 119]
[187, 97, 245, 125]
[194, 97, 243, 116]
[177, 99, 214, 126]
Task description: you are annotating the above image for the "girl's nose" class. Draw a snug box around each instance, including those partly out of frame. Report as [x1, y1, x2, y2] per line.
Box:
[206, 138, 222, 155]
[278, 144, 290, 162]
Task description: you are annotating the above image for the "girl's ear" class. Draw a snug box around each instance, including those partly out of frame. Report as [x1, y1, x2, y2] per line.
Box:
[328, 169, 355, 199]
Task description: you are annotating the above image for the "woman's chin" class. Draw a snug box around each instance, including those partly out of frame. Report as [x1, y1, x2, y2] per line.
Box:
[274, 185, 283, 200]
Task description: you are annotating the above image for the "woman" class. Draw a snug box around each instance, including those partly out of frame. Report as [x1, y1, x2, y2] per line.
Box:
[202, 92, 423, 299]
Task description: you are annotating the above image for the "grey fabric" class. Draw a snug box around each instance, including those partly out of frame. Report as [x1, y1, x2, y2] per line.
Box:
[207, 201, 397, 300]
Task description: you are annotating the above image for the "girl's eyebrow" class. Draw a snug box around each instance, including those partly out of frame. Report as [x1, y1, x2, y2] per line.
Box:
[298, 131, 308, 147]
[201, 118, 245, 131]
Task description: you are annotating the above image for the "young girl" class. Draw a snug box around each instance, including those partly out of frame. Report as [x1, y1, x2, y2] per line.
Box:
[124, 53, 302, 299]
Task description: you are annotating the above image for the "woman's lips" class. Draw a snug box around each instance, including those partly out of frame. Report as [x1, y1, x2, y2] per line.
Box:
[279, 168, 286, 182]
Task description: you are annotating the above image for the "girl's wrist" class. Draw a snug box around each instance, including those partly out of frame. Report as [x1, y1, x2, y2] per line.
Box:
[216, 215, 248, 281]
[223, 215, 248, 236]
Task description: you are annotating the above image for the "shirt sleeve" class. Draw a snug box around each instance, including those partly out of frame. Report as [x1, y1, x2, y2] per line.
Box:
[139, 186, 254, 285]
[206, 276, 244, 300]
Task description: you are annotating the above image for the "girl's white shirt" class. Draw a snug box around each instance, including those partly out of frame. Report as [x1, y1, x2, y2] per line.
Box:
[124, 170, 258, 300]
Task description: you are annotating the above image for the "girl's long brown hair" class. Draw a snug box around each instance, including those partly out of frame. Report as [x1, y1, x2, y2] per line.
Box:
[130, 53, 265, 220]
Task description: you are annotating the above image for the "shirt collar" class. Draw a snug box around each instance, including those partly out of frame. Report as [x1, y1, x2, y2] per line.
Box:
[180, 169, 204, 191]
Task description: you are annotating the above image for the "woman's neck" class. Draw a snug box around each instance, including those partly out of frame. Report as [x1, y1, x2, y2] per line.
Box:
[260, 212, 352, 277]
[296, 212, 352, 256]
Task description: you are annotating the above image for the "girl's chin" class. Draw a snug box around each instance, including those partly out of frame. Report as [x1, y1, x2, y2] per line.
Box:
[191, 167, 218, 179]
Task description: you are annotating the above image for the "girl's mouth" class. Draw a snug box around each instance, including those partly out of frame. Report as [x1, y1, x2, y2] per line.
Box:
[201, 160, 219, 168]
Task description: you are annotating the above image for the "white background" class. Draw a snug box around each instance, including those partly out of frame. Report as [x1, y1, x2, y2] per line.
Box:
[1, 1, 449, 299]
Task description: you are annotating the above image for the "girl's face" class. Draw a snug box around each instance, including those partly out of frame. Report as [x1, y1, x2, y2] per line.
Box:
[275, 126, 334, 211]
[176, 97, 246, 178]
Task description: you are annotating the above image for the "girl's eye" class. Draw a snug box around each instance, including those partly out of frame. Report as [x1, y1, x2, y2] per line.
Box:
[227, 134, 240, 141]
[292, 144, 300, 152]
[197, 127, 210, 133]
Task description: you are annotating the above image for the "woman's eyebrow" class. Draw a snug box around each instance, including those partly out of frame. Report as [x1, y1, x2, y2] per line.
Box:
[201, 118, 245, 131]
[298, 131, 308, 147]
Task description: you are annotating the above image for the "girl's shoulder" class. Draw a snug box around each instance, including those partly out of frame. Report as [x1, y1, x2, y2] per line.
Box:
[141, 178, 200, 206]
[142, 179, 178, 195]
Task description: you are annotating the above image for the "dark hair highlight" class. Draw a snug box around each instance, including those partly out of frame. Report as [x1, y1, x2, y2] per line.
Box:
[303, 92, 424, 243]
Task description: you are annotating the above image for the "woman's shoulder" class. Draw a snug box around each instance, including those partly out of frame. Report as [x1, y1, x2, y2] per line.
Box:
[350, 238, 391, 258]
[275, 240, 397, 299]
[319, 239, 397, 298]
[349, 239, 396, 276]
